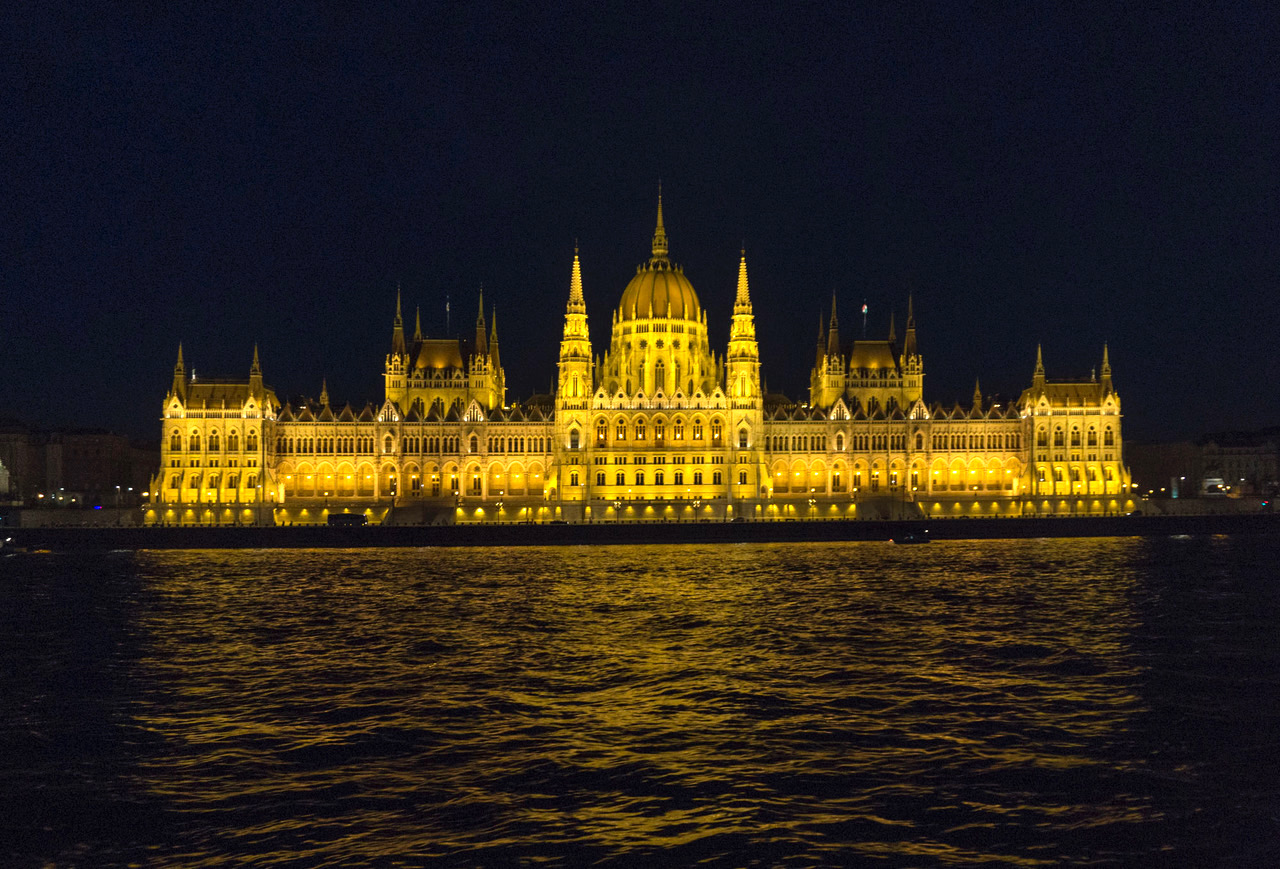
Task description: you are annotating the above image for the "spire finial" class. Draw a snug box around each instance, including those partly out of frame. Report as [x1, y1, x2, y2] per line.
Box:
[251, 343, 260, 375]
[319, 378, 329, 406]
[906, 293, 915, 327]
[414, 306, 422, 341]
[395, 283, 402, 321]
[1034, 343, 1045, 382]
[888, 310, 896, 343]
[1101, 343, 1111, 373]
[651, 182, 668, 260]
[175, 342, 185, 371]
[973, 378, 982, 409]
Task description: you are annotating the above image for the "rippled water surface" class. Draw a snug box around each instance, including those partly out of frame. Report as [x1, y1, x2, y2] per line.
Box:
[3, 537, 1280, 866]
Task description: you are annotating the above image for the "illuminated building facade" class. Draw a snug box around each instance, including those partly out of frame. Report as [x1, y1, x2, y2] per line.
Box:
[148, 197, 1134, 525]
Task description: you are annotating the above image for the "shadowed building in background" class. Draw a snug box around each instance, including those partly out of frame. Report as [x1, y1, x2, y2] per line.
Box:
[146, 197, 1133, 526]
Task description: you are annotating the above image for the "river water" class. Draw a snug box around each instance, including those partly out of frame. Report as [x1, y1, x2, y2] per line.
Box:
[3, 537, 1279, 866]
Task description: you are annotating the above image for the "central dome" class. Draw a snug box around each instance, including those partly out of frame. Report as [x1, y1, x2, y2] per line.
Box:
[616, 195, 701, 322]
[618, 261, 701, 322]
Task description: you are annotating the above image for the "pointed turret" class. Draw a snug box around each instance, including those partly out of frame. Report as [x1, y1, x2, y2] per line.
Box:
[815, 312, 827, 368]
[249, 344, 263, 396]
[319, 378, 330, 407]
[650, 184, 669, 262]
[414, 306, 423, 341]
[826, 293, 841, 358]
[1033, 344, 1045, 387]
[903, 294, 918, 359]
[888, 310, 897, 345]
[474, 287, 488, 357]
[489, 308, 500, 370]
[171, 343, 186, 400]
[1100, 343, 1112, 392]
[972, 378, 983, 410]
[391, 286, 406, 356]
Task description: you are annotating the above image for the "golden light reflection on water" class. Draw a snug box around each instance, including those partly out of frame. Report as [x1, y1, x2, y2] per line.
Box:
[124, 540, 1152, 864]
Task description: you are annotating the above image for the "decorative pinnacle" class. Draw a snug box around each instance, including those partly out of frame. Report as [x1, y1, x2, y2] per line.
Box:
[1034, 344, 1045, 379]
[251, 343, 260, 375]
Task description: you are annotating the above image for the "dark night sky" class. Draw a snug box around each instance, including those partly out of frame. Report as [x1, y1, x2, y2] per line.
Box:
[4, 4, 1277, 443]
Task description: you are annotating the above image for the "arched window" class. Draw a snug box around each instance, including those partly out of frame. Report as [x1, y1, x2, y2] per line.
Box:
[674, 470, 684, 485]
[170, 430, 181, 451]
[616, 421, 626, 440]
[635, 421, 646, 440]
[1053, 428, 1064, 447]
[189, 431, 201, 451]
[1104, 428, 1114, 446]
[1070, 428, 1081, 447]
[1087, 428, 1098, 447]
[596, 420, 607, 442]
[615, 471, 625, 485]
[635, 470, 645, 485]
[835, 433, 844, 451]
[712, 470, 722, 485]
[228, 431, 240, 452]
[740, 429, 749, 449]
[209, 431, 220, 451]
[469, 435, 478, 453]
[655, 361, 665, 392]
[655, 470, 665, 485]
[1037, 428, 1048, 447]
[596, 471, 605, 486]
[569, 429, 580, 450]
[384, 435, 394, 453]
[246, 432, 258, 451]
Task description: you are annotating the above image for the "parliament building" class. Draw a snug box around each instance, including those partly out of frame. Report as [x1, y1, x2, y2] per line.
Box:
[147, 198, 1134, 526]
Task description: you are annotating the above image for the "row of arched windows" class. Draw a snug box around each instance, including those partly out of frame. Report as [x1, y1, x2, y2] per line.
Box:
[594, 469, 721, 487]
[170, 430, 256, 452]
[1037, 426, 1115, 448]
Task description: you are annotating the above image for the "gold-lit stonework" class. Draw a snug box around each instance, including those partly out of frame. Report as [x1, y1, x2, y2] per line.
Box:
[147, 197, 1133, 526]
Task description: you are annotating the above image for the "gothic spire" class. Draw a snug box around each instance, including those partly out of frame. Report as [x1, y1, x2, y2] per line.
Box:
[475, 286, 487, 356]
[414, 306, 422, 341]
[1033, 344, 1045, 385]
[171, 343, 186, 399]
[391, 287, 406, 356]
[826, 292, 840, 358]
[734, 247, 751, 311]
[319, 378, 329, 407]
[903, 294, 918, 359]
[888, 310, 897, 344]
[251, 343, 260, 376]
[973, 378, 982, 410]
[568, 242, 585, 311]
[489, 308, 501, 370]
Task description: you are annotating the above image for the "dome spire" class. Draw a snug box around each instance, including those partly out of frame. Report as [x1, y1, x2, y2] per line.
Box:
[651, 182, 668, 261]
